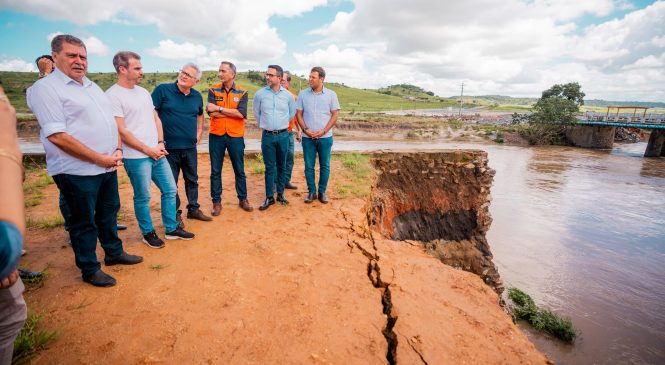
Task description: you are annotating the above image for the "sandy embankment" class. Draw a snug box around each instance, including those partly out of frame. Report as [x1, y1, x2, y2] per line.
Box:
[20, 153, 548, 364]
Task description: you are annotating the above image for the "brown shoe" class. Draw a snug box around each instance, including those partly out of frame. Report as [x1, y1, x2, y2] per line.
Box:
[212, 202, 222, 216]
[187, 209, 213, 222]
[239, 199, 254, 212]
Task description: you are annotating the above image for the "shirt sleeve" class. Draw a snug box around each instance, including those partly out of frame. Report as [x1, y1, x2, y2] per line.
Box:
[252, 90, 261, 123]
[296, 91, 304, 110]
[206, 89, 215, 116]
[151, 85, 163, 111]
[106, 90, 125, 118]
[288, 93, 296, 120]
[26, 82, 67, 137]
[237, 92, 248, 119]
[0, 221, 22, 279]
[331, 91, 341, 111]
[197, 96, 203, 116]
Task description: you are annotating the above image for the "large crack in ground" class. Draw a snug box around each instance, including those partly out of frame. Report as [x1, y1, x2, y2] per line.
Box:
[340, 209, 399, 365]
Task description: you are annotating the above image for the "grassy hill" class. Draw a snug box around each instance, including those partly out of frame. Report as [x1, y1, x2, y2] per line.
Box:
[0, 71, 457, 115]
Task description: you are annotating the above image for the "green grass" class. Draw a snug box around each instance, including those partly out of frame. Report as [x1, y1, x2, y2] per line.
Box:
[508, 288, 577, 343]
[245, 154, 265, 174]
[26, 215, 65, 229]
[12, 314, 59, 365]
[332, 153, 372, 198]
[22, 171, 54, 208]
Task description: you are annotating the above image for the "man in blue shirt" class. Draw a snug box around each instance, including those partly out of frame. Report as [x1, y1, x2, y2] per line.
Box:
[152, 63, 212, 223]
[27, 35, 143, 287]
[253, 65, 296, 211]
[296, 66, 340, 204]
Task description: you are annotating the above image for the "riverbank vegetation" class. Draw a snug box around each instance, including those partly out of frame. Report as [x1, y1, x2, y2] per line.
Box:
[508, 288, 577, 343]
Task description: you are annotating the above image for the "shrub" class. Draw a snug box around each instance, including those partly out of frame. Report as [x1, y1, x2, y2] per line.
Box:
[508, 287, 577, 343]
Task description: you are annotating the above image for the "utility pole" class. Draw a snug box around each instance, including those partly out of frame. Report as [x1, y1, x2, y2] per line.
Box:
[459, 83, 464, 117]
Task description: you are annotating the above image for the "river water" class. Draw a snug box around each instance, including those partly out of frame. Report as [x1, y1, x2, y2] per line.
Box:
[20, 136, 665, 364]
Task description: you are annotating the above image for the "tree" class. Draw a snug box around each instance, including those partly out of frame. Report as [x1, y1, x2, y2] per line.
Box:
[520, 82, 586, 145]
[531, 82, 585, 125]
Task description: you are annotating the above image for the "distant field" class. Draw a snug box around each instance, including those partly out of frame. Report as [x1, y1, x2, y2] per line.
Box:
[0, 71, 457, 115]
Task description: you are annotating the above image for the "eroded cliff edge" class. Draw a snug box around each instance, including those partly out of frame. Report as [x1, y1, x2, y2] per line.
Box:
[366, 150, 504, 294]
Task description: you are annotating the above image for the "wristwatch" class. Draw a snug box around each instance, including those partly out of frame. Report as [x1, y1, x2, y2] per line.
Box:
[218, 106, 223, 113]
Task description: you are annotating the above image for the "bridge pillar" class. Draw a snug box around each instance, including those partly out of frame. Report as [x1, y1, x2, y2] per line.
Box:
[644, 130, 665, 157]
[566, 125, 615, 148]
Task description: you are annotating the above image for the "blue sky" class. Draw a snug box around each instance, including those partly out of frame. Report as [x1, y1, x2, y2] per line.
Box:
[0, 0, 663, 101]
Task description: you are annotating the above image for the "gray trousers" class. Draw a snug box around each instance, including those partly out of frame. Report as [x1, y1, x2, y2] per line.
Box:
[0, 279, 26, 365]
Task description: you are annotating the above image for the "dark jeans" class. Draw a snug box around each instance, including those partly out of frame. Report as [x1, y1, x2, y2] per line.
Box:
[209, 133, 248, 202]
[165, 148, 200, 213]
[59, 192, 70, 231]
[261, 130, 289, 197]
[53, 172, 123, 276]
[302, 136, 333, 194]
[274, 132, 295, 187]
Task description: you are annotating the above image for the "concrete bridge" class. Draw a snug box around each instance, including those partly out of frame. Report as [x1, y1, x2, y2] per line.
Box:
[566, 106, 665, 157]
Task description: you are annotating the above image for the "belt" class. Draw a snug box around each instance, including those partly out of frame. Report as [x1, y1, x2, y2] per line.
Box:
[263, 128, 288, 134]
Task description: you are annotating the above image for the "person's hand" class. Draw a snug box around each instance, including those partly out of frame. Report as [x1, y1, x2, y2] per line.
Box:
[0, 269, 19, 289]
[145, 146, 165, 160]
[97, 152, 122, 170]
[38, 58, 54, 76]
[206, 103, 220, 114]
[295, 129, 302, 142]
[157, 142, 168, 157]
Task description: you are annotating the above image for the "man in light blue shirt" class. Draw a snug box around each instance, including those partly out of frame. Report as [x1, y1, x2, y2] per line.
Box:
[253, 64, 296, 211]
[26, 35, 143, 287]
[296, 66, 340, 204]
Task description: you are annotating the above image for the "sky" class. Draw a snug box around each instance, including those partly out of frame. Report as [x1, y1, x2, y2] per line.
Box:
[0, 0, 663, 102]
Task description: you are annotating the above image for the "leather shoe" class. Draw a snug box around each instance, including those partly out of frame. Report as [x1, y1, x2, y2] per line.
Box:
[285, 182, 298, 190]
[117, 224, 127, 231]
[83, 270, 116, 287]
[259, 197, 275, 211]
[176, 210, 185, 229]
[212, 202, 222, 216]
[239, 199, 254, 212]
[277, 194, 289, 204]
[318, 192, 329, 204]
[187, 209, 213, 222]
[304, 192, 317, 204]
[104, 252, 144, 266]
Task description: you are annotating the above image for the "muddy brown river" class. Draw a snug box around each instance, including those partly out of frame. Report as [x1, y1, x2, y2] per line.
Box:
[20, 136, 665, 364]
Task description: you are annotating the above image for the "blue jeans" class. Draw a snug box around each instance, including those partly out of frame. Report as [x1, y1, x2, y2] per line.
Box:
[274, 132, 295, 187]
[209, 133, 248, 202]
[302, 137, 333, 194]
[53, 172, 123, 276]
[59, 192, 70, 231]
[165, 148, 200, 213]
[261, 130, 289, 197]
[123, 157, 178, 234]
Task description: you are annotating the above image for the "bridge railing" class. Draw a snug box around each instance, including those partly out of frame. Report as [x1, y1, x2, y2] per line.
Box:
[581, 112, 665, 125]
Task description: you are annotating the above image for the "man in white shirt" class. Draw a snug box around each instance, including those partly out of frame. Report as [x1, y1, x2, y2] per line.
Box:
[27, 35, 143, 287]
[106, 51, 194, 249]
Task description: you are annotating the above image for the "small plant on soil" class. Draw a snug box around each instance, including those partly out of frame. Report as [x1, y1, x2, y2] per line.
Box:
[508, 287, 577, 343]
[12, 314, 59, 365]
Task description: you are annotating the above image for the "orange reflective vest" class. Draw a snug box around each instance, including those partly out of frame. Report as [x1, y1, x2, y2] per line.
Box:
[287, 88, 298, 132]
[208, 83, 248, 137]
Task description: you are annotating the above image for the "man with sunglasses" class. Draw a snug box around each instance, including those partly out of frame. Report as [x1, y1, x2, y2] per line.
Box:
[152, 64, 212, 224]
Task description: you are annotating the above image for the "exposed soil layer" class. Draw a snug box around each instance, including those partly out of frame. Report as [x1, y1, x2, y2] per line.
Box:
[20, 153, 546, 364]
[366, 151, 503, 294]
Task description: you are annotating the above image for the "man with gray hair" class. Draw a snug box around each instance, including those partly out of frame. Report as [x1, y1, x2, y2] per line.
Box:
[151, 63, 212, 223]
[107, 51, 194, 248]
[27, 34, 143, 287]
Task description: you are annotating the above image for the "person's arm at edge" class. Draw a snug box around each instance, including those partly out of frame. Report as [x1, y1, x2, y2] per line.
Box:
[252, 91, 261, 127]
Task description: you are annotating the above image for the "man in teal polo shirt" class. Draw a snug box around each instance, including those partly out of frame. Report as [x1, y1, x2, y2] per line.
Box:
[253, 64, 296, 211]
[296, 66, 340, 204]
[151, 63, 212, 223]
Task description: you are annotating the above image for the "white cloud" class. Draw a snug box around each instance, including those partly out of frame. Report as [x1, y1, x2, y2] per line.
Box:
[0, 58, 35, 72]
[147, 40, 207, 60]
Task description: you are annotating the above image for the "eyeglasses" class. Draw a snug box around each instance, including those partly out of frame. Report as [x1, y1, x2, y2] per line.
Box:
[180, 70, 196, 80]
[265, 73, 277, 78]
